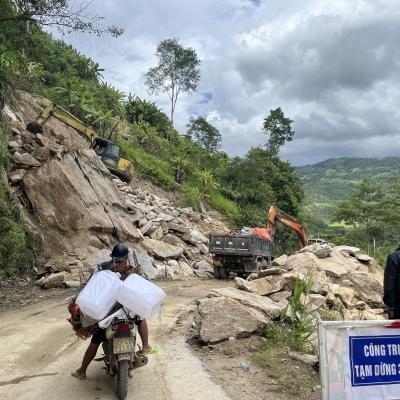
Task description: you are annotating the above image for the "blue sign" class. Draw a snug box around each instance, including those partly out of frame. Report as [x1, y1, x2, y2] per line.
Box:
[349, 334, 400, 386]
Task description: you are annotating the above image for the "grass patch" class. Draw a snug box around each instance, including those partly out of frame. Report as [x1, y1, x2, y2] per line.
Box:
[208, 191, 239, 223]
[118, 140, 178, 191]
[180, 184, 200, 211]
[254, 324, 320, 396]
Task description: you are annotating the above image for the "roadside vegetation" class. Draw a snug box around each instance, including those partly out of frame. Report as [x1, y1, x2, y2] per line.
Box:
[0, 124, 40, 276]
[255, 276, 322, 395]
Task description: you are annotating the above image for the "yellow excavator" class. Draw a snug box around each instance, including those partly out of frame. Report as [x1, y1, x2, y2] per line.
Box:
[27, 103, 134, 183]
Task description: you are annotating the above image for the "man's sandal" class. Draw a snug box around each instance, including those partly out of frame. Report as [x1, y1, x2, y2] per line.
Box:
[142, 347, 159, 355]
[71, 369, 86, 379]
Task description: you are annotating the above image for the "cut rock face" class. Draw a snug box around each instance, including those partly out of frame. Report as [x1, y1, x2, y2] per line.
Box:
[21, 149, 142, 248]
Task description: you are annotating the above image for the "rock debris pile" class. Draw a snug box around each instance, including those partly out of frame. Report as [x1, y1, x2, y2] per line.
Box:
[31, 181, 231, 288]
[1, 95, 230, 289]
[193, 243, 385, 344]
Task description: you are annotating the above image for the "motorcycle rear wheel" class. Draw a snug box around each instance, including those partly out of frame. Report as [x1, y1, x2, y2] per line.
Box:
[117, 359, 129, 399]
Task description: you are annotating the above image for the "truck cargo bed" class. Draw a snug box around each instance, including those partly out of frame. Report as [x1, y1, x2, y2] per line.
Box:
[209, 234, 273, 257]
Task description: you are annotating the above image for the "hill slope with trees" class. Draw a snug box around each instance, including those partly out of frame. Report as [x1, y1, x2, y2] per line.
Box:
[296, 156, 400, 223]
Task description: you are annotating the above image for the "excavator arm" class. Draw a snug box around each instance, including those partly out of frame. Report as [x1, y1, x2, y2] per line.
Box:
[34, 103, 98, 142]
[267, 205, 308, 248]
[29, 104, 134, 183]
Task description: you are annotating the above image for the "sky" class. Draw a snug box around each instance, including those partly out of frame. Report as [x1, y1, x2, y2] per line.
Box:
[56, 0, 400, 166]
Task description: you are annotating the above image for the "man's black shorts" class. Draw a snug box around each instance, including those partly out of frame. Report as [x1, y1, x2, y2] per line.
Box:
[91, 319, 143, 345]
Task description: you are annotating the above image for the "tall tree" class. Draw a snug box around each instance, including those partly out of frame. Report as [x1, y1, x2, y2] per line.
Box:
[333, 179, 387, 253]
[262, 107, 295, 155]
[145, 38, 201, 147]
[186, 116, 221, 164]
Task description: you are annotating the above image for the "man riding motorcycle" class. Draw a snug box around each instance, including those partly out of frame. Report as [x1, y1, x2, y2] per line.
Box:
[71, 243, 159, 380]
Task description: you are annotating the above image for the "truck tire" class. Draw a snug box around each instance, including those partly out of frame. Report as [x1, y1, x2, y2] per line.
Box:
[219, 266, 229, 279]
[213, 265, 221, 279]
[117, 359, 129, 399]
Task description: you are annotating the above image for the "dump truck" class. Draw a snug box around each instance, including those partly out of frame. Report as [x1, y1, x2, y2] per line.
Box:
[209, 205, 311, 279]
[27, 103, 134, 183]
[209, 228, 275, 279]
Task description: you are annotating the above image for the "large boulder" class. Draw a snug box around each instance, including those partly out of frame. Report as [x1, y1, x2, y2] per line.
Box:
[334, 245, 360, 255]
[252, 275, 285, 295]
[14, 151, 41, 167]
[212, 287, 285, 319]
[271, 254, 287, 267]
[194, 296, 267, 343]
[42, 272, 65, 289]
[21, 149, 141, 250]
[141, 238, 183, 260]
[9, 169, 28, 183]
[35, 133, 65, 154]
[135, 251, 159, 279]
[299, 243, 332, 258]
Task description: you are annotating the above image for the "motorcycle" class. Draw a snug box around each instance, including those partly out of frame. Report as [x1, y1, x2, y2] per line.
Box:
[98, 313, 148, 399]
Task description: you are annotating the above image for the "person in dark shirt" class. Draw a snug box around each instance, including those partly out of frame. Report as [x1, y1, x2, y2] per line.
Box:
[383, 246, 400, 319]
[71, 243, 159, 380]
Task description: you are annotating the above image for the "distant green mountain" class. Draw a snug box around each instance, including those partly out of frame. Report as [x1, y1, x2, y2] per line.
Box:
[296, 157, 400, 222]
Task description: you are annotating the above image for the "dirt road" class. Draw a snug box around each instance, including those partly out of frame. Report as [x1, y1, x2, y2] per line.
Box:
[0, 279, 321, 400]
[0, 280, 234, 400]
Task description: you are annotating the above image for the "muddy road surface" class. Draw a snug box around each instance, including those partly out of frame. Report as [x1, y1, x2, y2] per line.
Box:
[0, 280, 234, 400]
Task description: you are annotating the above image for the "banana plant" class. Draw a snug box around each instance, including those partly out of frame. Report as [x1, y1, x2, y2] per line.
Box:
[171, 155, 191, 183]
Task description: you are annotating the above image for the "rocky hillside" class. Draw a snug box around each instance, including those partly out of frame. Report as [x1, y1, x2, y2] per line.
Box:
[1, 93, 230, 287]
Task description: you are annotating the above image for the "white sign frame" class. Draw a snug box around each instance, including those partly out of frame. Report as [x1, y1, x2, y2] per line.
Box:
[318, 319, 400, 400]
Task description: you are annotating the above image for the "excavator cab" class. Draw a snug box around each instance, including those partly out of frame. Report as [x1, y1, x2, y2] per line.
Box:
[89, 138, 133, 183]
[90, 138, 120, 168]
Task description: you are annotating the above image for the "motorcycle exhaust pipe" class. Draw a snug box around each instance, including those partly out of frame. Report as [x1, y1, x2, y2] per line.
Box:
[131, 354, 148, 370]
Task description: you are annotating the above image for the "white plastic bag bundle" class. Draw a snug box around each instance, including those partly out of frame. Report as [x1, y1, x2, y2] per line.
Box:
[117, 274, 166, 319]
[76, 270, 121, 320]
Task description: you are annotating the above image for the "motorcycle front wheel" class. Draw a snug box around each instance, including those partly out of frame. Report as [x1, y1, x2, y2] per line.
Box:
[117, 359, 129, 399]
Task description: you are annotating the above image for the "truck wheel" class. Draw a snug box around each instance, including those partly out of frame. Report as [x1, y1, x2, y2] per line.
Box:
[219, 266, 229, 279]
[213, 266, 221, 279]
[257, 261, 262, 272]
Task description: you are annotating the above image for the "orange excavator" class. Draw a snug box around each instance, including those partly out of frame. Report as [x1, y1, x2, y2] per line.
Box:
[267, 205, 308, 248]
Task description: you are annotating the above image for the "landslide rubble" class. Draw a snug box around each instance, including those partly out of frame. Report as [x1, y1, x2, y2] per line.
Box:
[1, 94, 230, 288]
[192, 243, 385, 344]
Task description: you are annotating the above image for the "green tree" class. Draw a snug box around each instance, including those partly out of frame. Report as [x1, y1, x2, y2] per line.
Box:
[333, 179, 387, 253]
[0, 0, 123, 41]
[186, 116, 222, 163]
[216, 146, 304, 238]
[263, 107, 295, 155]
[145, 38, 201, 146]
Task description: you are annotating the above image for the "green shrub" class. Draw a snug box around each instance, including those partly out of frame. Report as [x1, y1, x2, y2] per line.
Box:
[280, 274, 320, 352]
[180, 184, 200, 211]
[0, 179, 41, 277]
[118, 140, 177, 191]
[255, 323, 320, 395]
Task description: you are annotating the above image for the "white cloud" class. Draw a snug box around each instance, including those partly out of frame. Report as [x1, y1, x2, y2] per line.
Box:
[51, 0, 400, 165]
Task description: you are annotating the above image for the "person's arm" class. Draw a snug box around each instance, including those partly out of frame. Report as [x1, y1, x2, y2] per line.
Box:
[383, 253, 398, 315]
